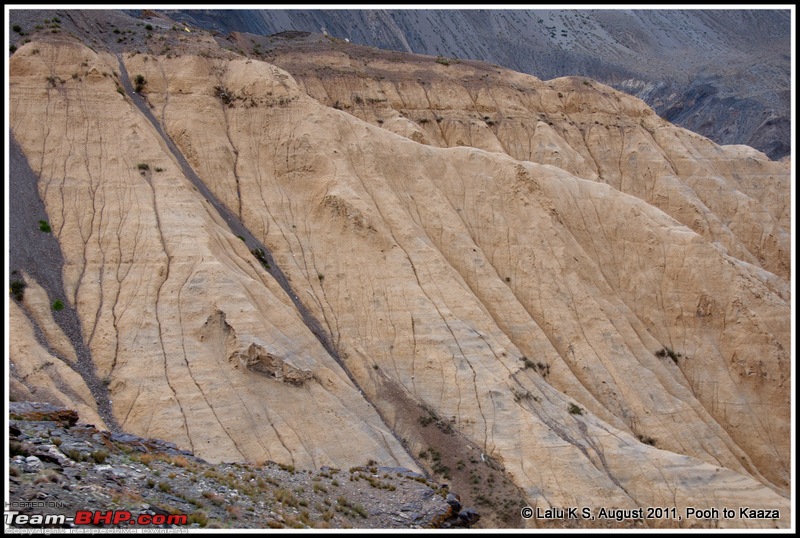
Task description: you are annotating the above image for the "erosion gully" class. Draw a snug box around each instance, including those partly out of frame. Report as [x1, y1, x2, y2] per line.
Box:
[115, 55, 412, 458]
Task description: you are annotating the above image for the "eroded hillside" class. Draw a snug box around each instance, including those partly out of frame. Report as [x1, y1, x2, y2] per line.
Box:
[7, 13, 791, 529]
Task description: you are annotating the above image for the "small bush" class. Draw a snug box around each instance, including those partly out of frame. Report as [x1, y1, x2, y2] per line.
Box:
[34, 469, 62, 485]
[64, 448, 84, 461]
[170, 455, 191, 468]
[137, 163, 149, 171]
[567, 402, 583, 416]
[91, 450, 109, 463]
[655, 347, 681, 364]
[158, 481, 171, 493]
[435, 55, 450, 66]
[214, 86, 233, 105]
[10, 441, 30, 457]
[352, 503, 368, 518]
[251, 248, 271, 269]
[10, 279, 27, 301]
[202, 491, 224, 505]
[145, 24, 153, 31]
[134, 74, 146, 93]
[637, 434, 657, 446]
[39, 220, 52, 232]
[274, 488, 300, 507]
[13, 25, 22, 33]
[52, 299, 65, 311]
[187, 511, 208, 527]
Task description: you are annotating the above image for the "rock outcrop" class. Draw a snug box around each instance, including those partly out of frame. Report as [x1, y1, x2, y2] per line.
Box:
[7, 11, 791, 528]
[9, 405, 459, 529]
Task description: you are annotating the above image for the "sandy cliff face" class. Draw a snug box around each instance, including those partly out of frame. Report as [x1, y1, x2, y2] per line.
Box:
[9, 33, 790, 528]
[9, 41, 416, 471]
[262, 40, 789, 281]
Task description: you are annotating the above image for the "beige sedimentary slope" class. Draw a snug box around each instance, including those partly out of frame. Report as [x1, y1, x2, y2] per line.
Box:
[9, 41, 416, 470]
[9, 278, 106, 429]
[119, 48, 789, 523]
[264, 42, 790, 281]
[9, 37, 790, 527]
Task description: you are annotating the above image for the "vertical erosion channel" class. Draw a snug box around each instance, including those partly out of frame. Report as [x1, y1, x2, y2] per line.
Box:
[9, 135, 120, 431]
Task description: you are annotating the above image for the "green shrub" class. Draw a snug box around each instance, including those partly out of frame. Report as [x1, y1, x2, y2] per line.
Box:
[13, 25, 22, 33]
[52, 299, 64, 311]
[91, 450, 109, 463]
[655, 347, 681, 364]
[251, 248, 271, 270]
[145, 24, 153, 31]
[567, 402, 583, 416]
[137, 163, 149, 171]
[134, 74, 146, 93]
[10, 279, 27, 301]
[39, 220, 52, 232]
[158, 481, 171, 493]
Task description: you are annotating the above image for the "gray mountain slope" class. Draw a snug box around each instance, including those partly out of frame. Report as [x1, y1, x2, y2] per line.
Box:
[157, 8, 791, 160]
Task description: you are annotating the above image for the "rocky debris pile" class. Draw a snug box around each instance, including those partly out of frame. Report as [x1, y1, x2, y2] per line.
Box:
[8, 403, 478, 529]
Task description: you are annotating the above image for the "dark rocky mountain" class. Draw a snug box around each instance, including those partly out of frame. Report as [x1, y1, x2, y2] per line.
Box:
[156, 8, 791, 160]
